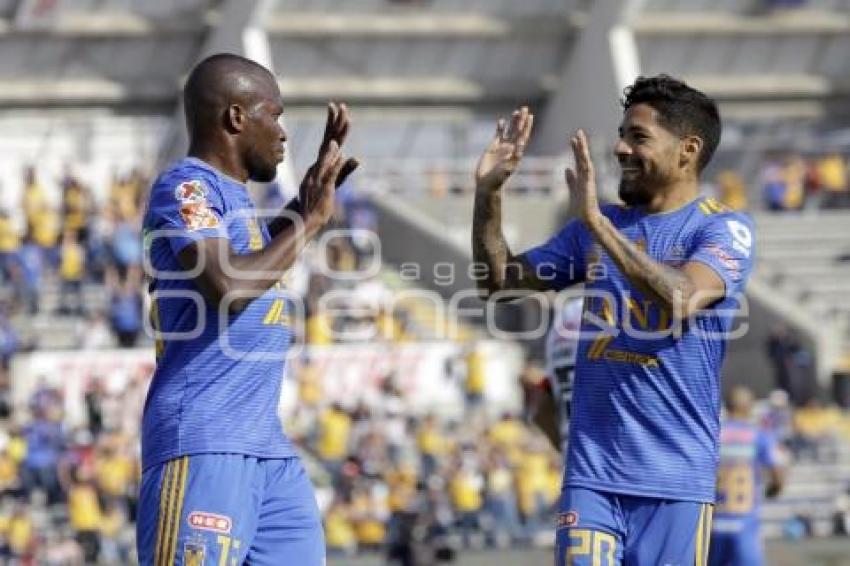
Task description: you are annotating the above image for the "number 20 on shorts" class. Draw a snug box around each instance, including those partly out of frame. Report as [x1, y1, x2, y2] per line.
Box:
[565, 529, 617, 566]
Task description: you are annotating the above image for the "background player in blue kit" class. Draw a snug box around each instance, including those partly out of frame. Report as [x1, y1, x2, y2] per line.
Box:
[471, 75, 755, 565]
[709, 386, 785, 566]
[138, 53, 358, 565]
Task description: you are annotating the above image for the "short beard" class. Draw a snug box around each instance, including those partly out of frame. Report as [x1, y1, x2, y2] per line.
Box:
[618, 179, 652, 206]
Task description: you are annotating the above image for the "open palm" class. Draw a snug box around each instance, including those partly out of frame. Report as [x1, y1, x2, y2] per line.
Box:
[475, 106, 534, 190]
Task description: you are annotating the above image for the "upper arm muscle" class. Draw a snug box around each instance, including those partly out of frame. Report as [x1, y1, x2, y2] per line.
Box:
[176, 237, 232, 305]
[681, 260, 726, 312]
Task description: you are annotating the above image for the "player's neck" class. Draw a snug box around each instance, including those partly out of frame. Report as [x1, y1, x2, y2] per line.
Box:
[644, 179, 699, 214]
[187, 143, 248, 184]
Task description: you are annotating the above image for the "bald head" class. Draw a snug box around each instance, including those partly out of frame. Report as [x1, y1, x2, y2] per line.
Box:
[184, 53, 277, 137]
[725, 385, 754, 419]
[183, 53, 287, 182]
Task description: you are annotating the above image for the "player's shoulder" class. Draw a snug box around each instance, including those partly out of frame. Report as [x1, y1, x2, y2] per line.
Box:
[693, 197, 754, 228]
[150, 158, 223, 203]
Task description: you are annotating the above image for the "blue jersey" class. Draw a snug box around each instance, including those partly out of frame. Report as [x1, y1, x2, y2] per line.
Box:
[713, 419, 780, 531]
[525, 196, 755, 502]
[141, 157, 295, 471]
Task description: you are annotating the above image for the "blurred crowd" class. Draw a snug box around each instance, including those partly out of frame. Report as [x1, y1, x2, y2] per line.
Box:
[758, 152, 850, 212]
[0, 343, 557, 565]
[0, 352, 849, 564]
[0, 367, 149, 564]
[286, 356, 562, 564]
[704, 152, 850, 212]
[0, 165, 148, 354]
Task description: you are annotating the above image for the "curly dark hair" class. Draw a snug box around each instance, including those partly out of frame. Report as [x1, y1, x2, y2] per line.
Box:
[622, 75, 721, 172]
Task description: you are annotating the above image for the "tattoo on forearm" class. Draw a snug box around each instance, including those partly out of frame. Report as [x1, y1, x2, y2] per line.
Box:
[591, 216, 693, 315]
[472, 189, 509, 291]
[471, 189, 547, 295]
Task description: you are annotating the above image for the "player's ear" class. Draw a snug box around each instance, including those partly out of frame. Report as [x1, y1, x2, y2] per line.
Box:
[225, 104, 245, 133]
[680, 135, 702, 170]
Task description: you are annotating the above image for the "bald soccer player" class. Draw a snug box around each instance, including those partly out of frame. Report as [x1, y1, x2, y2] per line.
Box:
[138, 53, 358, 566]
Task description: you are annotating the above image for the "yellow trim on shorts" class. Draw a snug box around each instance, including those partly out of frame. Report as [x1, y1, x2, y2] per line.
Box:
[155, 457, 189, 566]
[694, 503, 713, 566]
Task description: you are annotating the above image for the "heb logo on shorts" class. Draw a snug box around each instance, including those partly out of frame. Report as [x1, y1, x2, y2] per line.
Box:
[188, 511, 232, 534]
[557, 510, 579, 528]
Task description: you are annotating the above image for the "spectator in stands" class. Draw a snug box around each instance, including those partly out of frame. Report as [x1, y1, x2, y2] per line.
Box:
[0, 210, 20, 284]
[791, 397, 842, 462]
[84, 379, 105, 439]
[482, 448, 521, 547]
[317, 403, 352, 479]
[325, 498, 357, 557]
[817, 152, 849, 210]
[108, 279, 143, 348]
[380, 378, 409, 464]
[30, 200, 60, 271]
[98, 498, 131, 565]
[108, 170, 146, 225]
[417, 414, 447, 480]
[716, 169, 748, 211]
[21, 166, 45, 240]
[20, 407, 65, 506]
[0, 442, 20, 496]
[67, 465, 102, 564]
[109, 216, 142, 279]
[93, 431, 134, 509]
[351, 479, 389, 552]
[514, 438, 555, 536]
[6, 499, 34, 561]
[306, 304, 334, 345]
[449, 447, 484, 547]
[488, 413, 524, 464]
[58, 229, 85, 316]
[12, 235, 43, 315]
[60, 173, 90, 244]
[760, 154, 789, 211]
[0, 305, 19, 376]
[464, 345, 486, 414]
[783, 154, 807, 211]
[766, 324, 814, 405]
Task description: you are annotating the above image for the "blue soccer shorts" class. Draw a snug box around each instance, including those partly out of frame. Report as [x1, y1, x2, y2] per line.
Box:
[137, 454, 324, 566]
[555, 486, 713, 566]
[708, 528, 764, 566]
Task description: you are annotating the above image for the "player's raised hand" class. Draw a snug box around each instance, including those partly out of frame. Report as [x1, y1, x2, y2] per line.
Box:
[475, 106, 534, 191]
[565, 129, 602, 225]
[299, 139, 351, 227]
[299, 103, 359, 228]
[319, 102, 358, 188]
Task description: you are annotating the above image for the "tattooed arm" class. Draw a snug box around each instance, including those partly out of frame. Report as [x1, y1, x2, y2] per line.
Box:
[472, 187, 549, 297]
[585, 215, 725, 318]
[471, 107, 550, 299]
